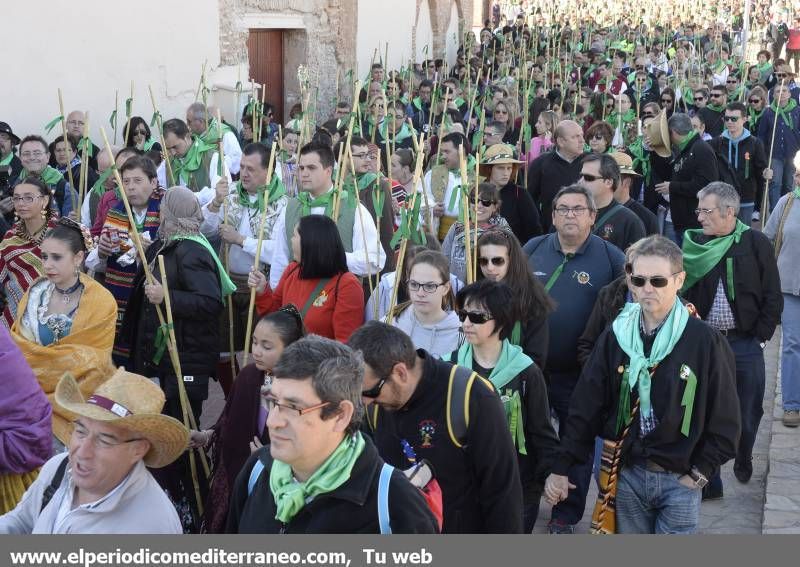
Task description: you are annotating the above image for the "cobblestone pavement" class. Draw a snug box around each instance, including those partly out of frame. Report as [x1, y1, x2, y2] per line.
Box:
[201, 332, 795, 534]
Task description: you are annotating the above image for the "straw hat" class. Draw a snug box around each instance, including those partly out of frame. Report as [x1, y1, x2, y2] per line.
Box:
[610, 152, 641, 177]
[644, 109, 671, 158]
[55, 368, 189, 468]
[479, 143, 524, 178]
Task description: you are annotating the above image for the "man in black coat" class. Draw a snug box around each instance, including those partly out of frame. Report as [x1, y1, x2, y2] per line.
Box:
[226, 336, 438, 534]
[696, 86, 727, 137]
[654, 113, 719, 246]
[349, 322, 524, 534]
[681, 182, 782, 495]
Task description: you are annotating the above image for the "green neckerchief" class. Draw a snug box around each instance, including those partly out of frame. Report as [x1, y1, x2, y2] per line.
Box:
[611, 300, 690, 434]
[794, 186, 800, 199]
[356, 171, 378, 192]
[236, 176, 286, 213]
[91, 167, 116, 197]
[705, 102, 725, 113]
[0, 152, 14, 167]
[270, 432, 366, 524]
[748, 106, 765, 127]
[771, 99, 798, 129]
[199, 118, 233, 146]
[445, 155, 476, 211]
[20, 166, 63, 187]
[171, 234, 236, 298]
[676, 129, 697, 153]
[629, 138, 651, 185]
[454, 340, 532, 454]
[681, 219, 750, 298]
[379, 120, 413, 143]
[143, 138, 159, 152]
[172, 138, 216, 182]
[608, 109, 636, 125]
[297, 189, 334, 217]
[756, 61, 772, 74]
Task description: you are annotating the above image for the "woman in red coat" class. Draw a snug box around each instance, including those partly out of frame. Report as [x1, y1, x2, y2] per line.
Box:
[248, 214, 364, 342]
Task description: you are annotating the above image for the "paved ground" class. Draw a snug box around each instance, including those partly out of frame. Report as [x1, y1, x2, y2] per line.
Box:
[201, 331, 797, 534]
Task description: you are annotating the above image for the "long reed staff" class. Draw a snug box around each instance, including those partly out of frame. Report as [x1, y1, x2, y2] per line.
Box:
[57, 90, 78, 214]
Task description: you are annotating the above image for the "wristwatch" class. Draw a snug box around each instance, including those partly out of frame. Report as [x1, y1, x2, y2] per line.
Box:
[688, 467, 708, 489]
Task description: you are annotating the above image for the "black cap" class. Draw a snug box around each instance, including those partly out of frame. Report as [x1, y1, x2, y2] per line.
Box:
[0, 122, 20, 145]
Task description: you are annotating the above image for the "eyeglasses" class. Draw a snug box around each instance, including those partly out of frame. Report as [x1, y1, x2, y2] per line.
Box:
[408, 280, 446, 293]
[709, 93, 723, 98]
[554, 206, 590, 216]
[456, 310, 494, 324]
[776, 73, 788, 78]
[591, 135, 606, 142]
[580, 172, 604, 182]
[20, 151, 45, 158]
[695, 206, 721, 216]
[629, 272, 682, 288]
[361, 378, 387, 399]
[479, 256, 506, 267]
[749, 98, 761, 104]
[471, 198, 497, 207]
[72, 423, 143, 450]
[724, 115, 741, 122]
[265, 396, 331, 417]
[12, 195, 42, 204]
[694, 96, 706, 100]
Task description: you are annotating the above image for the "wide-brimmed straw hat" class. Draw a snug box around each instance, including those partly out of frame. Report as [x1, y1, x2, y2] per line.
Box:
[610, 151, 641, 177]
[55, 368, 189, 468]
[479, 143, 524, 178]
[645, 109, 671, 158]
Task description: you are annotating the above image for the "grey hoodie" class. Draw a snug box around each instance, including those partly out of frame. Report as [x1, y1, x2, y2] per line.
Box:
[392, 307, 462, 358]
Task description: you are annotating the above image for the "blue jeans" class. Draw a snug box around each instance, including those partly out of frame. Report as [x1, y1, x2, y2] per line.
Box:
[737, 202, 755, 224]
[768, 158, 795, 212]
[548, 371, 593, 526]
[782, 293, 800, 411]
[616, 465, 702, 533]
[662, 220, 683, 247]
[729, 336, 766, 462]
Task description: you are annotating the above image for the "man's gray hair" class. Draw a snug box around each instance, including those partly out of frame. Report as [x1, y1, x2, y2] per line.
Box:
[629, 235, 684, 273]
[273, 335, 365, 435]
[667, 113, 693, 136]
[698, 181, 740, 215]
[187, 102, 207, 122]
[552, 183, 597, 213]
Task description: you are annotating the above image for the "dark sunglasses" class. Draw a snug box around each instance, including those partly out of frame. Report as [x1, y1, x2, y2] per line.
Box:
[776, 73, 788, 77]
[591, 134, 606, 141]
[478, 256, 506, 267]
[580, 172, 604, 182]
[749, 98, 761, 103]
[473, 198, 497, 207]
[642, 113, 656, 118]
[456, 310, 494, 324]
[724, 115, 741, 122]
[361, 377, 387, 399]
[694, 96, 706, 100]
[629, 272, 681, 288]
[709, 93, 723, 98]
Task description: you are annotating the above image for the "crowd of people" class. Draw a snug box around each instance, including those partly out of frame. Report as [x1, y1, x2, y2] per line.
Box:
[1, 4, 799, 536]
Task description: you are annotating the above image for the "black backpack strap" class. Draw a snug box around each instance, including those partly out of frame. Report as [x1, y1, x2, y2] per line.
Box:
[40, 456, 69, 513]
[446, 364, 485, 449]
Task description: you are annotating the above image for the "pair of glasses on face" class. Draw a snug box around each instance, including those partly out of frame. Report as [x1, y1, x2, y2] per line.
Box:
[265, 396, 330, 417]
[580, 172, 605, 182]
[456, 310, 494, 324]
[408, 280, 446, 293]
[471, 197, 497, 207]
[554, 206, 589, 216]
[12, 195, 42, 204]
[749, 98, 761, 104]
[479, 256, 506, 267]
[628, 272, 681, 288]
[21, 151, 45, 159]
[361, 377, 387, 398]
[724, 115, 741, 122]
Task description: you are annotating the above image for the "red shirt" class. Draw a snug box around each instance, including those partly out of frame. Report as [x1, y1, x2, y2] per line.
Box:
[788, 28, 800, 50]
[255, 262, 364, 342]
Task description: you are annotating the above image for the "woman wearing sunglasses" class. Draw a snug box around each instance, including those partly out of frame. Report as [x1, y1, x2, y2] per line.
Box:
[190, 305, 305, 532]
[445, 279, 558, 532]
[388, 250, 460, 358]
[441, 183, 512, 284]
[476, 229, 553, 368]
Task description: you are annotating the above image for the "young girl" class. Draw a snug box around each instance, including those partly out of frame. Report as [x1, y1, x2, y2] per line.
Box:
[192, 305, 306, 533]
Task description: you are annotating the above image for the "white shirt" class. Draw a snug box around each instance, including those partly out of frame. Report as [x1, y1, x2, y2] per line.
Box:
[268, 188, 386, 289]
[422, 168, 458, 216]
[156, 151, 231, 208]
[221, 130, 243, 175]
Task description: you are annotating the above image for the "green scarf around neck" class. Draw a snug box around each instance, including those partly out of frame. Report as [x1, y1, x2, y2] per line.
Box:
[676, 129, 697, 153]
[237, 176, 286, 213]
[91, 167, 116, 197]
[297, 189, 336, 217]
[21, 165, 63, 187]
[612, 300, 690, 433]
[455, 340, 532, 454]
[681, 219, 749, 296]
[172, 138, 216, 182]
[270, 432, 366, 524]
[771, 99, 798, 129]
[0, 152, 13, 167]
[705, 102, 726, 113]
[171, 234, 236, 298]
[794, 186, 800, 199]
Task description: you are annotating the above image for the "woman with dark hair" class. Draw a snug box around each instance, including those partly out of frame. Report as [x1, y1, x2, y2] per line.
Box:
[192, 305, 306, 533]
[444, 279, 558, 533]
[124, 116, 162, 153]
[476, 229, 554, 368]
[249, 214, 364, 342]
[586, 121, 614, 154]
[0, 177, 59, 327]
[659, 87, 677, 116]
[10, 217, 117, 447]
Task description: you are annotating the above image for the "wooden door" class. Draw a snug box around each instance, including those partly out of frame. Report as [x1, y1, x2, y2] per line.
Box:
[247, 29, 284, 123]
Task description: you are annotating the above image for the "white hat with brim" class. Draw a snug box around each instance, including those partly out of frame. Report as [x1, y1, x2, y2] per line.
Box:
[55, 368, 189, 469]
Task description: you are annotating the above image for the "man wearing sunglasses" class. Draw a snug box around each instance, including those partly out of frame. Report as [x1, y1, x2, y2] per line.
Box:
[227, 336, 438, 534]
[681, 182, 782, 494]
[523, 184, 625, 533]
[697, 86, 727, 137]
[349, 322, 523, 534]
[757, 83, 800, 212]
[546, 234, 740, 533]
[708, 102, 770, 224]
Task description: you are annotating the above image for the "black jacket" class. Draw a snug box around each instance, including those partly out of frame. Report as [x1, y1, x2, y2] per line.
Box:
[576, 275, 628, 367]
[527, 151, 584, 232]
[367, 350, 523, 533]
[122, 238, 224, 388]
[698, 106, 725, 137]
[592, 201, 646, 252]
[520, 316, 549, 370]
[708, 134, 768, 203]
[681, 229, 783, 342]
[641, 151, 672, 214]
[668, 135, 719, 233]
[499, 182, 542, 243]
[554, 316, 741, 479]
[226, 437, 439, 533]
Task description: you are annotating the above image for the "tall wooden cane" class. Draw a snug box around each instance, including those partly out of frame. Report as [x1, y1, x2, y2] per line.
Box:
[57, 90, 78, 214]
[762, 79, 785, 229]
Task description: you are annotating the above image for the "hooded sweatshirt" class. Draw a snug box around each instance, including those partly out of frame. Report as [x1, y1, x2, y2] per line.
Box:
[711, 129, 768, 203]
[392, 307, 461, 358]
